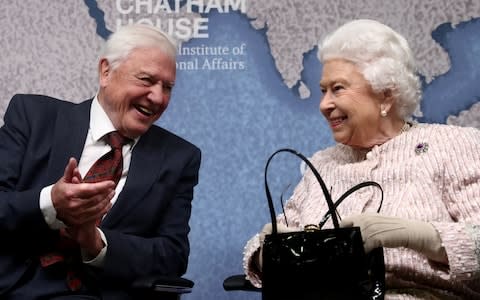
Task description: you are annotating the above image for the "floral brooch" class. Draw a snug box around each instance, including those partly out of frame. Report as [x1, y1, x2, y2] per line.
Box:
[415, 142, 429, 155]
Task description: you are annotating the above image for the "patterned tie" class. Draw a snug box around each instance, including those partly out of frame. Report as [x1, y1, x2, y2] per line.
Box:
[40, 131, 130, 291]
[83, 131, 131, 185]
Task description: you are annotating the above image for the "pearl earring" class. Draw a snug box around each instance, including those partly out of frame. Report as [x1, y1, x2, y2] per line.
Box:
[380, 110, 387, 117]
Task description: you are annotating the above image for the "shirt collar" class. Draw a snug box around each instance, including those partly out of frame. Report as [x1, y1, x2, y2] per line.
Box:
[90, 96, 139, 147]
[90, 96, 117, 142]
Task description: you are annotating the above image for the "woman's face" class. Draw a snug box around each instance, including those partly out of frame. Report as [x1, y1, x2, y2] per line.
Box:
[319, 59, 389, 149]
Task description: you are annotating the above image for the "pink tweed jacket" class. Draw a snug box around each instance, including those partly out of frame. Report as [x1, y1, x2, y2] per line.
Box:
[243, 123, 480, 299]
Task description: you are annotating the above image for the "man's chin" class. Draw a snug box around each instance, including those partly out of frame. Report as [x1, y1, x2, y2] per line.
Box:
[122, 124, 151, 139]
[125, 116, 157, 135]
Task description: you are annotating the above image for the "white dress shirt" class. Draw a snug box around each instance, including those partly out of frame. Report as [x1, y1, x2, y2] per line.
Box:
[39, 96, 137, 266]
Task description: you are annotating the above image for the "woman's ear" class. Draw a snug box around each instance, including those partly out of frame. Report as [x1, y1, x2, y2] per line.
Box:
[381, 89, 395, 115]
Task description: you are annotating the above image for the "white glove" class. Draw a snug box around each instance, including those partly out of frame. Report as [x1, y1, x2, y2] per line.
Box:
[255, 223, 297, 271]
[258, 223, 296, 244]
[340, 213, 447, 263]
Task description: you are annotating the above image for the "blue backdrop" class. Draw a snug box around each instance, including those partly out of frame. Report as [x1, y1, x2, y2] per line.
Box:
[2, 1, 479, 299]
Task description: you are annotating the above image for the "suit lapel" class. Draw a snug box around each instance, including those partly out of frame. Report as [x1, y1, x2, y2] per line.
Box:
[46, 100, 91, 184]
[45, 101, 168, 228]
[102, 129, 167, 227]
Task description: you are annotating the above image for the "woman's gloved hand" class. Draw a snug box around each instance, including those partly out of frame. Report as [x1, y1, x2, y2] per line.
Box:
[255, 223, 297, 271]
[340, 213, 447, 264]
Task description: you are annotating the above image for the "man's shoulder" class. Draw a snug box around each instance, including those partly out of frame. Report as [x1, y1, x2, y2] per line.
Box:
[8, 94, 91, 111]
[4, 94, 93, 131]
[146, 125, 201, 154]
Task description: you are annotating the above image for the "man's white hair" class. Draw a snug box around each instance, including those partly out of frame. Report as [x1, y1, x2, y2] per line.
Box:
[100, 24, 178, 71]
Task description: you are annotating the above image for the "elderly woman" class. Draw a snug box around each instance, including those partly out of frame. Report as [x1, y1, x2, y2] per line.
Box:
[243, 19, 480, 299]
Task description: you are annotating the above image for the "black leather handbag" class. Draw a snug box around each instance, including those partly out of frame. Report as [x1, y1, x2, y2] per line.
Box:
[262, 148, 385, 300]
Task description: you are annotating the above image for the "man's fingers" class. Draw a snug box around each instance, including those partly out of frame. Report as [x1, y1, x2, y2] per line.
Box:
[78, 201, 112, 225]
[71, 167, 82, 184]
[63, 158, 78, 183]
[78, 192, 113, 215]
[71, 180, 116, 198]
[62, 195, 113, 226]
[71, 189, 115, 210]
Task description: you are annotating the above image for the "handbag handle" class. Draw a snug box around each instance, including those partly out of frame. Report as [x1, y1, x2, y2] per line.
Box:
[318, 181, 383, 229]
[265, 148, 384, 234]
[265, 148, 339, 234]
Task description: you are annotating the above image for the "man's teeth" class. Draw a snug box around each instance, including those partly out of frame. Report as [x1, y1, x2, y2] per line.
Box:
[137, 105, 153, 116]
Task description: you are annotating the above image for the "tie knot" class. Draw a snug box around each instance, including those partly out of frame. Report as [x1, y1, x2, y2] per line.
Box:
[105, 131, 130, 149]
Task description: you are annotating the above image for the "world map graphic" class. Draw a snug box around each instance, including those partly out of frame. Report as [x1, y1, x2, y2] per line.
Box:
[0, 1, 478, 299]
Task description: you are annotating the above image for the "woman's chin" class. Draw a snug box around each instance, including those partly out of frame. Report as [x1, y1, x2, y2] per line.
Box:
[332, 132, 348, 145]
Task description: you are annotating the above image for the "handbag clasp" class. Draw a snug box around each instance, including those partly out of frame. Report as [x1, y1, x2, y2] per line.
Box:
[304, 224, 320, 232]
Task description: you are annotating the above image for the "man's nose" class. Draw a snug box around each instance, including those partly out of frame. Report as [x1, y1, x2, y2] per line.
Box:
[148, 83, 165, 103]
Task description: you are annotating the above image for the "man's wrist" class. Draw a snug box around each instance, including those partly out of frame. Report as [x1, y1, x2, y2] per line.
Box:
[81, 228, 107, 267]
[83, 227, 105, 257]
[39, 185, 66, 229]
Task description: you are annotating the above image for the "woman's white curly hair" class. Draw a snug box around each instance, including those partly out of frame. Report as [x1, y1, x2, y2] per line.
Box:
[319, 19, 421, 120]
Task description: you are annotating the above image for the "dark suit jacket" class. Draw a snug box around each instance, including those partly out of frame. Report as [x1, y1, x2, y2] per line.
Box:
[0, 94, 201, 298]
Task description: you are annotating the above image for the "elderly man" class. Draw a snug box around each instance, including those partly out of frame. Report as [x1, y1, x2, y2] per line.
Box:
[0, 24, 201, 299]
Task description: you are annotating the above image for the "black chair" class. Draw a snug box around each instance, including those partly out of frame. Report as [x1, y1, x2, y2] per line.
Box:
[132, 275, 194, 300]
[223, 274, 260, 293]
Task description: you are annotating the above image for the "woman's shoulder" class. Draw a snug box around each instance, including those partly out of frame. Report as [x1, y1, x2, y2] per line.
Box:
[413, 123, 479, 140]
[414, 122, 477, 131]
[410, 123, 479, 154]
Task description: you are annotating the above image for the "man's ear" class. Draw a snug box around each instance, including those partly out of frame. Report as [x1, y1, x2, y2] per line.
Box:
[98, 58, 111, 87]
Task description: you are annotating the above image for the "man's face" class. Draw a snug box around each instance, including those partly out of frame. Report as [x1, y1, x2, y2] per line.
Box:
[98, 47, 176, 138]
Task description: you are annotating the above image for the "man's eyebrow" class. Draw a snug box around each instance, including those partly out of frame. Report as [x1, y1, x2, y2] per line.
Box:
[136, 71, 153, 76]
